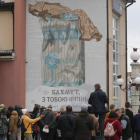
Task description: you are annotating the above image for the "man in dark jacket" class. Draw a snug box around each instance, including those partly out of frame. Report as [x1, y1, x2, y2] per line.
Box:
[133, 108, 140, 140]
[115, 109, 132, 140]
[125, 102, 134, 139]
[88, 83, 108, 134]
[40, 105, 56, 140]
[57, 106, 75, 140]
[73, 104, 94, 140]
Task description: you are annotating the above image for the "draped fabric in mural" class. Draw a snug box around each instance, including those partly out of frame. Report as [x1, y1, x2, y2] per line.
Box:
[28, 2, 102, 87]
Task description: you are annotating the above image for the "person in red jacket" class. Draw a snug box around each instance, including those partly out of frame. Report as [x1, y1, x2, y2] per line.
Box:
[103, 111, 122, 140]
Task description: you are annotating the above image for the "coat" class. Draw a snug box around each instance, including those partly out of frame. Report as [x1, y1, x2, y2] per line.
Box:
[73, 111, 94, 140]
[9, 111, 18, 132]
[125, 109, 133, 129]
[103, 118, 122, 140]
[118, 114, 132, 140]
[57, 112, 75, 138]
[104, 109, 115, 122]
[0, 115, 8, 134]
[133, 114, 140, 132]
[40, 109, 56, 128]
[88, 89, 108, 113]
[21, 115, 41, 133]
[90, 114, 99, 136]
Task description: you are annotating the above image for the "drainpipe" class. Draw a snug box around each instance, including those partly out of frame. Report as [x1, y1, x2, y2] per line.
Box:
[125, 0, 134, 102]
[106, 0, 109, 109]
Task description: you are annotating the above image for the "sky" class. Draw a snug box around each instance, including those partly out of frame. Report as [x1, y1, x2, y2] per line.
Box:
[127, 0, 140, 72]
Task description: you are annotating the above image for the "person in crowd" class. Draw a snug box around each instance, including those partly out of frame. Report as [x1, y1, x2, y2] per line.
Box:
[133, 108, 140, 140]
[104, 104, 115, 122]
[0, 108, 9, 140]
[32, 104, 40, 119]
[40, 105, 56, 140]
[8, 106, 21, 140]
[125, 102, 134, 139]
[57, 106, 75, 140]
[36, 106, 46, 140]
[87, 106, 99, 140]
[55, 108, 65, 140]
[103, 111, 122, 140]
[21, 109, 44, 140]
[73, 104, 94, 140]
[15, 105, 23, 117]
[55, 108, 65, 123]
[0, 105, 5, 109]
[32, 104, 40, 140]
[115, 109, 132, 140]
[88, 83, 108, 135]
[15, 105, 23, 140]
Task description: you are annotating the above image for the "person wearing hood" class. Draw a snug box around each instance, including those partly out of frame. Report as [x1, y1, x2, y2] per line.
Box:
[103, 111, 122, 140]
[57, 106, 75, 140]
[133, 108, 140, 140]
[8, 106, 21, 140]
[40, 105, 56, 140]
[21, 109, 44, 140]
[73, 104, 94, 140]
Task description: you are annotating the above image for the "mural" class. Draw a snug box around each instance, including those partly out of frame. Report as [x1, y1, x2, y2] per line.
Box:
[26, 0, 106, 111]
[28, 2, 102, 87]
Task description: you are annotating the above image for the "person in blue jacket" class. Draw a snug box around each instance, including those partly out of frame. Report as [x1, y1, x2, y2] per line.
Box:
[133, 108, 140, 140]
[88, 83, 108, 136]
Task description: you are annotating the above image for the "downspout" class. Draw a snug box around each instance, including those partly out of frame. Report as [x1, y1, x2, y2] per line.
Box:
[125, 0, 134, 102]
[11, 5, 14, 52]
[106, 0, 109, 108]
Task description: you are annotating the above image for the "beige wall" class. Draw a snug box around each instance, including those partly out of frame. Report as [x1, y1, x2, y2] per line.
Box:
[108, 0, 126, 108]
[5, 0, 14, 3]
[0, 11, 13, 51]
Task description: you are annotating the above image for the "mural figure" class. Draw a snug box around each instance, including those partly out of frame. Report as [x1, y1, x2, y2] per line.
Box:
[28, 1, 102, 87]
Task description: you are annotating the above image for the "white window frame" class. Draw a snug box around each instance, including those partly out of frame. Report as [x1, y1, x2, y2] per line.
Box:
[112, 14, 121, 108]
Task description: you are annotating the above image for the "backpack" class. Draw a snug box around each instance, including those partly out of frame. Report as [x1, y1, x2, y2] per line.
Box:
[17, 116, 21, 128]
[104, 120, 117, 137]
[21, 119, 30, 133]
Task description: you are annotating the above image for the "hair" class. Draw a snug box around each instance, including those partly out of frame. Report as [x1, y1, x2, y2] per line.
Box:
[40, 106, 46, 114]
[94, 84, 101, 89]
[60, 108, 65, 114]
[66, 105, 72, 112]
[110, 104, 115, 110]
[115, 109, 122, 113]
[121, 108, 125, 113]
[87, 106, 93, 114]
[125, 102, 131, 108]
[108, 111, 117, 118]
[8, 106, 14, 113]
[138, 108, 140, 113]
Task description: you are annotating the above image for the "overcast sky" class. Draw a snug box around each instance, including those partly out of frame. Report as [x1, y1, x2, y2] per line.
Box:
[127, 0, 140, 72]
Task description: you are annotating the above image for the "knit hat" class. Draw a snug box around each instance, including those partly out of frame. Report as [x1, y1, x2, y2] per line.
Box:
[0, 104, 5, 109]
[22, 109, 28, 115]
[48, 105, 52, 108]
[81, 104, 88, 111]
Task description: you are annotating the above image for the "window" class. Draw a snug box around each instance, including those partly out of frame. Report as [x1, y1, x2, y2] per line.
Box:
[113, 16, 120, 108]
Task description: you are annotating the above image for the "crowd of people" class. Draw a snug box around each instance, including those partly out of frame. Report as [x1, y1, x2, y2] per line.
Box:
[0, 84, 140, 140]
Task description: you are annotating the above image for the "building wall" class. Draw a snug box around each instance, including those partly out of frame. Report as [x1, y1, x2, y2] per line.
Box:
[0, 0, 26, 108]
[108, 0, 127, 108]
